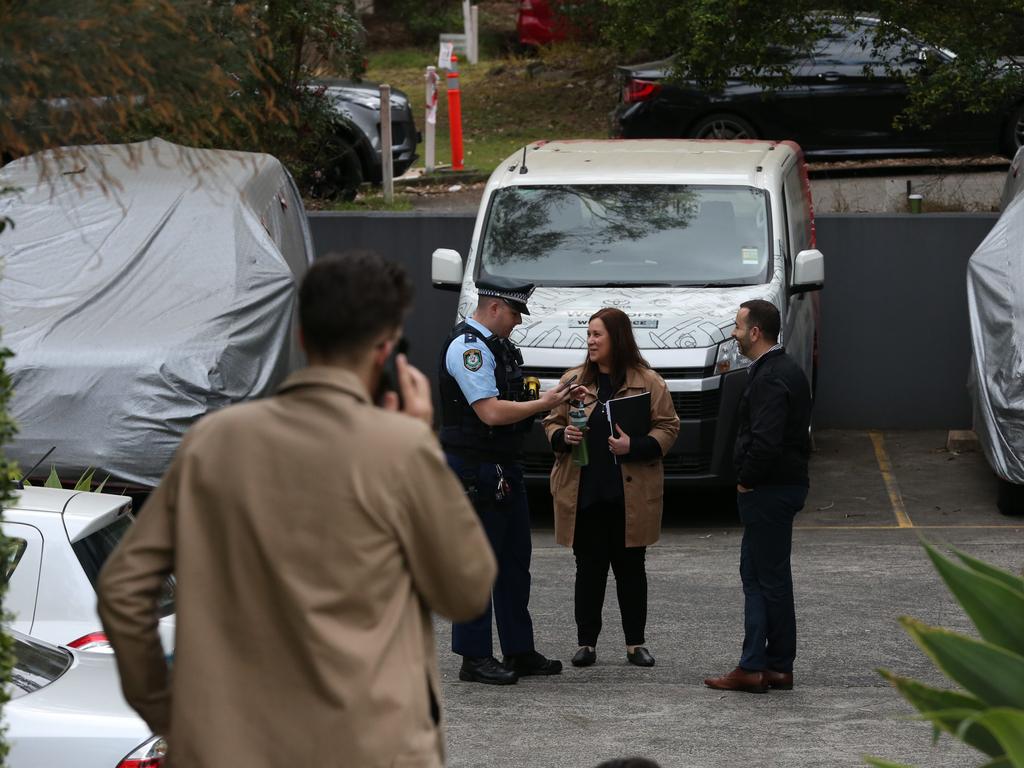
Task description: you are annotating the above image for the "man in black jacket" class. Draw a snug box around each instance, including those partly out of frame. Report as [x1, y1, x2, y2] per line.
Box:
[704, 299, 811, 694]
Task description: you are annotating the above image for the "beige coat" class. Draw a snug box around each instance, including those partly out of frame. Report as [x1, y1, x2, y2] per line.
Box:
[98, 366, 496, 768]
[543, 366, 679, 548]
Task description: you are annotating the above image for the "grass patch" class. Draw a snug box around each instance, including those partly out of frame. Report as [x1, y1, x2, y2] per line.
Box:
[319, 193, 415, 212]
[365, 42, 621, 175]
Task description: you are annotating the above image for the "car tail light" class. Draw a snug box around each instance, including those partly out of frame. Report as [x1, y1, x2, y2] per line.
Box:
[623, 79, 662, 103]
[117, 736, 168, 768]
[67, 631, 113, 653]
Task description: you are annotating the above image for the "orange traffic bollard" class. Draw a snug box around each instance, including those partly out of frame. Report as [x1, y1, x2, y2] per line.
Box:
[446, 55, 464, 171]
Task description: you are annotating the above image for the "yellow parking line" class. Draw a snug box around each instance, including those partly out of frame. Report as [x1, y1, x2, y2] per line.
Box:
[795, 524, 1023, 530]
[869, 431, 914, 528]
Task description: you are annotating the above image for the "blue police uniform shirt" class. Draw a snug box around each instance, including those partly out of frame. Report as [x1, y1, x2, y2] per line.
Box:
[445, 317, 499, 404]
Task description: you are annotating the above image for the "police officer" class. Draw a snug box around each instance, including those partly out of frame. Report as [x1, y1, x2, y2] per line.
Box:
[439, 276, 571, 685]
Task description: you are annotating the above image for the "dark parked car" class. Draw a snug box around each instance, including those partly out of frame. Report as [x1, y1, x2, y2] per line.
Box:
[613, 18, 1024, 158]
[310, 78, 419, 198]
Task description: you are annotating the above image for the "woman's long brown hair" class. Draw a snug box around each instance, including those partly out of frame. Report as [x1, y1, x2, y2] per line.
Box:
[579, 307, 650, 388]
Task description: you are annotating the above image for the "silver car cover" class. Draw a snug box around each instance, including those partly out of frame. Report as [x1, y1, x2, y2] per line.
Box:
[967, 191, 1024, 484]
[0, 138, 313, 487]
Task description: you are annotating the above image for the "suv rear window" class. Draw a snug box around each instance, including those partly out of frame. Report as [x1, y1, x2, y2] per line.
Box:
[9, 634, 72, 700]
[72, 516, 175, 617]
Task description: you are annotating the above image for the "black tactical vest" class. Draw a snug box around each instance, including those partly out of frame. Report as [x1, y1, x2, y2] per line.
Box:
[438, 321, 534, 461]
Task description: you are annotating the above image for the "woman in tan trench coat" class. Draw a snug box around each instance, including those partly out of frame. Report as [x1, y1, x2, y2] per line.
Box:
[543, 308, 679, 668]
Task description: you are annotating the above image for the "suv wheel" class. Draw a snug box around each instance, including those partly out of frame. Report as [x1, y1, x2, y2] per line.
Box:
[309, 134, 364, 201]
[690, 113, 758, 141]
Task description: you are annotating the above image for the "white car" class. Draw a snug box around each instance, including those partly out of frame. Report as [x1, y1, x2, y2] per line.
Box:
[6, 629, 166, 767]
[3, 486, 175, 652]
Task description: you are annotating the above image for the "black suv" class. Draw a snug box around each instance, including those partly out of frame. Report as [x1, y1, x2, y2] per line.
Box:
[311, 78, 420, 199]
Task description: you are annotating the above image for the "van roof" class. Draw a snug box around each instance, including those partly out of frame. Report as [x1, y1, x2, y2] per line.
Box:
[6, 486, 132, 542]
[492, 139, 800, 187]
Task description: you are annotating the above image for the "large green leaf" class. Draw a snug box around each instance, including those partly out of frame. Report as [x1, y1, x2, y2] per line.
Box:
[978, 759, 1013, 768]
[976, 709, 1024, 768]
[924, 542, 1024, 656]
[879, 670, 1001, 756]
[43, 465, 61, 488]
[951, 546, 1024, 596]
[73, 467, 95, 492]
[901, 619, 1024, 708]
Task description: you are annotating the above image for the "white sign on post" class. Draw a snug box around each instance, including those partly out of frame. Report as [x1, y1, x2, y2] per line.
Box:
[438, 41, 455, 71]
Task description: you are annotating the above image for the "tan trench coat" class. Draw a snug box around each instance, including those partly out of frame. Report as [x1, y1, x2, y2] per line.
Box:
[543, 366, 680, 548]
[98, 367, 496, 768]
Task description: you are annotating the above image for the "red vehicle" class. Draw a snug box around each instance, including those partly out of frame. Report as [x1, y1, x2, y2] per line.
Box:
[516, 0, 572, 47]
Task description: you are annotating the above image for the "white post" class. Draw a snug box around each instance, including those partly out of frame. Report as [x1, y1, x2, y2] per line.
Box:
[462, 1, 475, 65]
[424, 66, 438, 173]
[470, 5, 479, 64]
[380, 84, 394, 203]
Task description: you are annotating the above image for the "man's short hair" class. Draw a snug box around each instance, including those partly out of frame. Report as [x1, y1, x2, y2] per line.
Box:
[740, 299, 780, 343]
[299, 250, 413, 358]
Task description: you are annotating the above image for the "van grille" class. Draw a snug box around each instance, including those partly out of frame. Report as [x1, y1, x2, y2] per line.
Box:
[522, 452, 713, 476]
[671, 390, 721, 420]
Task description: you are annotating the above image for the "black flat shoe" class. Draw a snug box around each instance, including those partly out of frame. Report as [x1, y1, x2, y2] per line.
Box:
[571, 647, 596, 667]
[627, 647, 655, 667]
[459, 656, 518, 685]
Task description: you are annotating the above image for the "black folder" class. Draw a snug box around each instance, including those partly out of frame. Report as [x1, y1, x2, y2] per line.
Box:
[606, 391, 651, 461]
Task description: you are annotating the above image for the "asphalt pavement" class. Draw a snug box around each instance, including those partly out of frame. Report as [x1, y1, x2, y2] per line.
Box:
[433, 429, 1024, 768]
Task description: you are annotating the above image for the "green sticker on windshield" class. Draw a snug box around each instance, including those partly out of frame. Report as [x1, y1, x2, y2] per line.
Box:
[741, 247, 760, 265]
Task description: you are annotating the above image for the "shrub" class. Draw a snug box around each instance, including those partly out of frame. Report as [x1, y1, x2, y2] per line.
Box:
[866, 541, 1024, 768]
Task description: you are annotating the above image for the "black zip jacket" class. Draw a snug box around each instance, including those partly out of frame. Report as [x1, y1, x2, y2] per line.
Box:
[733, 347, 812, 488]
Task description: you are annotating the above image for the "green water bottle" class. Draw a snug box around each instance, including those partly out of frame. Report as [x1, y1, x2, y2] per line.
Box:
[569, 399, 589, 467]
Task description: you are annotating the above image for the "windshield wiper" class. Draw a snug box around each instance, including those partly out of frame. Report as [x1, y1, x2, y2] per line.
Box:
[587, 281, 674, 287]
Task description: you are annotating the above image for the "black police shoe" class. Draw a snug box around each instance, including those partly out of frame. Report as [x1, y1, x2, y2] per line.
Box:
[459, 656, 518, 685]
[502, 650, 563, 676]
[627, 646, 656, 667]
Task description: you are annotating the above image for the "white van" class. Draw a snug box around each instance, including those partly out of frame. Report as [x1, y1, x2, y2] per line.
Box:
[432, 139, 824, 484]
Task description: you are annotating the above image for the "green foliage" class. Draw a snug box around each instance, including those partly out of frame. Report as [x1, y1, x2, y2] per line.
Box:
[588, 1, 1024, 131]
[377, 0, 463, 44]
[867, 542, 1024, 768]
[0, 0, 366, 197]
[0, 285, 18, 766]
[24, 466, 109, 493]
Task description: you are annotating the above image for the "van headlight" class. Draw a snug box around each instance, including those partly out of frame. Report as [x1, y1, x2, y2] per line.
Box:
[715, 338, 751, 375]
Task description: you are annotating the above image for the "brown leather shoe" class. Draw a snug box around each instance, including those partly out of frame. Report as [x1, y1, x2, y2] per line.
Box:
[703, 666, 767, 693]
[763, 669, 794, 690]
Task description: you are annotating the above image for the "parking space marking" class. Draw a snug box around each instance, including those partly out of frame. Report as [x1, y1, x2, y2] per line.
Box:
[795, 524, 1022, 530]
[869, 430, 914, 528]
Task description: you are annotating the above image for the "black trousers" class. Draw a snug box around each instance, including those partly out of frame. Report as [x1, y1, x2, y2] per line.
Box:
[737, 485, 808, 673]
[572, 499, 647, 647]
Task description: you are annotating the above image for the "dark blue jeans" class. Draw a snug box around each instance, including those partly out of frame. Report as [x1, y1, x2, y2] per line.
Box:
[737, 485, 808, 673]
[447, 455, 535, 659]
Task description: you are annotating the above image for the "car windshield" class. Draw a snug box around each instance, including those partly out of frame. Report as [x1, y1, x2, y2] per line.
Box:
[8, 634, 72, 700]
[71, 515, 175, 618]
[477, 184, 772, 286]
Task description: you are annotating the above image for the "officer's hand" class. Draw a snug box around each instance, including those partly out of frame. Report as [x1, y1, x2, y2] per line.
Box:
[564, 424, 585, 445]
[381, 354, 433, 425]
[539, 381, 571, 411]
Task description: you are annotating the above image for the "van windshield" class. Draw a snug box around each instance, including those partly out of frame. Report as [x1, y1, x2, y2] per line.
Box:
[477, 184, 772, 287]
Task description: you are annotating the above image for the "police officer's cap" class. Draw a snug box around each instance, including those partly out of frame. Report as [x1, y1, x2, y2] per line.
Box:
[476, 276, 535, 315]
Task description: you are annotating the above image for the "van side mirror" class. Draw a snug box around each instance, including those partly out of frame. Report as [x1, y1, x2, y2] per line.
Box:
[432, 248, 464, 290]
[791, 248, 824, 294]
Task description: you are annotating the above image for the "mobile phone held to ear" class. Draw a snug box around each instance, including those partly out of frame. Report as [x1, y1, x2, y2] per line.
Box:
[377, 337, 409, 408]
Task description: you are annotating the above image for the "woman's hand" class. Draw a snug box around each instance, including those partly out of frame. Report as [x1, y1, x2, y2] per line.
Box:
[564, 424, 585, 445]
[608, 423, 630, 456]
[569, 384, 589, 402]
